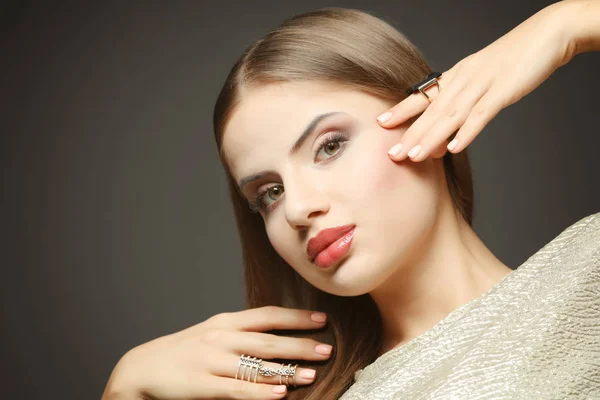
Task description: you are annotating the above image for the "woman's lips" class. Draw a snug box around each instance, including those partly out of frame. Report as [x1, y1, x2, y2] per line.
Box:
[313, 227, 355, 269]
[307, 224, 355, 260]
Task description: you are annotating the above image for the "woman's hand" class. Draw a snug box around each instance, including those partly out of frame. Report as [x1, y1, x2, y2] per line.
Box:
[101, 306, 332, 400]
[378, 1, 582, 162]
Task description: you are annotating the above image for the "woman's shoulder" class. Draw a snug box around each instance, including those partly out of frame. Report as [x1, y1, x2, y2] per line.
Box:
[515, 211, 600, 285]
[531, 211, 600, 255]
[534, 211, 600, 283]
[557, 211, 600, 253]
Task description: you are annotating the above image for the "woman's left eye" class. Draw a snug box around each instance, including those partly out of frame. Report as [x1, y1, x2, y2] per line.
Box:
[314, 132, 349, 161]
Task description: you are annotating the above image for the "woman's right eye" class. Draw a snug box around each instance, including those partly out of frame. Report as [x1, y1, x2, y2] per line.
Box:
[249, 184, 284, 213]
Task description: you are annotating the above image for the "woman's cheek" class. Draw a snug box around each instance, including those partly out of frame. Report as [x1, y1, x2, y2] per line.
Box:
[266, 225, 295, 264]
[349, 138, 414, 201]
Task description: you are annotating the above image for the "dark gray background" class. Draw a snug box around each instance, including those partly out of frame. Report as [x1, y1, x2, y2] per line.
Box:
[1, 0, 598, 398]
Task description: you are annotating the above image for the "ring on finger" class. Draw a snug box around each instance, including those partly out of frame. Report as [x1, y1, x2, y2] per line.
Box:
[407, 71, 443, 103]
[235, 354, 299, 387]
[235, 354, 263, 383]
[277, 363, 298, 387]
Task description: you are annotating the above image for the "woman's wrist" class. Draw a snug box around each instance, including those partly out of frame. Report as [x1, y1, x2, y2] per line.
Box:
[555, 0, 600, 57]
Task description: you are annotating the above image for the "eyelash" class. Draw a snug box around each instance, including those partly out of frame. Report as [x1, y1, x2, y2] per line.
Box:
[248, 132, 350, 213]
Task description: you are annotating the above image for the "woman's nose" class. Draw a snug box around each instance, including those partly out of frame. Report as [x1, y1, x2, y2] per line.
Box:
[283, 175, 330, 230]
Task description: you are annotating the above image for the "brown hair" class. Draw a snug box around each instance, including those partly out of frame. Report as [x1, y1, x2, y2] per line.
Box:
[212, 7, 473, 399]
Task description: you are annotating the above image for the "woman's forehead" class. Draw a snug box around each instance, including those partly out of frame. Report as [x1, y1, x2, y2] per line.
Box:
[223, 81, 382, 143]
[235, 81, 358, 114]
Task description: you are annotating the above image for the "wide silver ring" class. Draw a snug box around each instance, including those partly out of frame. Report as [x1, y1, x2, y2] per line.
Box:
[235, 354, 263, 383]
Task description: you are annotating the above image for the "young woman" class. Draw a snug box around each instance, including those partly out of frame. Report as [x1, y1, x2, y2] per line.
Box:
[103, 1, 600, 399]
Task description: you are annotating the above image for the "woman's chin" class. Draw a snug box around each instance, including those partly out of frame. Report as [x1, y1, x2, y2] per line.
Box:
[316, 252, 390, 297]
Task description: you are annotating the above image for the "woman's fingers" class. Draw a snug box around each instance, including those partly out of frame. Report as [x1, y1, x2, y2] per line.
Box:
[201, 375, 290, 399]
[378, 59, 490, 162]
[402, 83, 489, 161]
[197, 306, 334, 392]
[383, 68, 492, 162]
[376, 85, 432, 126]
[207, 306, 327, 333]
[449, 89, 505, 154]
[377, 61, 465, 128]
[213, 330, 332, 362]
[208, 351, 318, 386]
[202, 329, 331, 385]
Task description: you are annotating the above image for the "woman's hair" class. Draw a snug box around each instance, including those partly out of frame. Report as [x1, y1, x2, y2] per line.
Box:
[212, 7, 473, 399]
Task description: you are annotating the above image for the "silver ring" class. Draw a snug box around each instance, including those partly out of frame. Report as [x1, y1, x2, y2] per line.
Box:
[408, 72, 443, 104]
[277, 363, 297, 387]
[418, 79, 441, 103]
[235, 354, 262, 383]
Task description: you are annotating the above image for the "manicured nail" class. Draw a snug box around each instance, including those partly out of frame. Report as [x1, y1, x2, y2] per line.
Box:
[273, 385, 287, 394]
[315, 344, 333, 355]
[311, 312, 327, 322]
[388, 143, 403, 157]
[447, 138, 459, 151]
[408, 144, 422, 158]
[299, 369, 316, 379]
[377, 111, 392, 123]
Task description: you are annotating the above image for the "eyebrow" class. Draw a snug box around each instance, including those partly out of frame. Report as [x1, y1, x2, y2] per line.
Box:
[237, 111, 343, 192]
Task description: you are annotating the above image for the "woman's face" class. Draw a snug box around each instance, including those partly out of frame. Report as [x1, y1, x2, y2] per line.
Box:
[222, 81, 443, 296]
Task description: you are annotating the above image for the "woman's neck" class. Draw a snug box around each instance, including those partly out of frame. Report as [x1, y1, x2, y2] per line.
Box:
[370, 196, 512, 358]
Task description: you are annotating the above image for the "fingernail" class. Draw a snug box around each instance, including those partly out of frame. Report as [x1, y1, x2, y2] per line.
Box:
[273, 385, 287, 394]
[408, 144, 422, 158]
[315, 344, 333, 355]
[299, 369, 316, 379]
[447, 138, 459, 151]
[377, 111, 392, 123]
[311, 312, 327, 323]
[388, 143, 403, 157]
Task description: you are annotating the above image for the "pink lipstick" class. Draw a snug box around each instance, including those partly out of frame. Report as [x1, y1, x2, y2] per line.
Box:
[307, 225, 355, 269]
